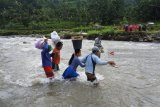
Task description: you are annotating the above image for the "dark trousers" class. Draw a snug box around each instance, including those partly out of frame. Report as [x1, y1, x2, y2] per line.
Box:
[85, 72, 97, 82]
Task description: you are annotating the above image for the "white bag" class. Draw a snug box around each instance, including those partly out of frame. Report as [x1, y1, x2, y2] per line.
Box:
[51, 31, 60, 45]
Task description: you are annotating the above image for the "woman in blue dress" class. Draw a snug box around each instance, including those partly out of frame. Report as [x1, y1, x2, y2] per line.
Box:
[62, 49, 85, 79]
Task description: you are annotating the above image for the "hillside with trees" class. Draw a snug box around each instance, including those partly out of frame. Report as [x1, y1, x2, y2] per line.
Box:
[0, 0, 160, 36]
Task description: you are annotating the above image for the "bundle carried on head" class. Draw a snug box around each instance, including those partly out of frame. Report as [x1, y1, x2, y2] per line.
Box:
[72, 36, 83, 50]
[35, 36, 48, 49]
[51, 31, 61, 45]
[35, 39, 45, 49]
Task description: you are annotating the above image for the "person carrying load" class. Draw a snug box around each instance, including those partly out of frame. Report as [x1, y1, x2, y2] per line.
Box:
[62, 36, 85, 80]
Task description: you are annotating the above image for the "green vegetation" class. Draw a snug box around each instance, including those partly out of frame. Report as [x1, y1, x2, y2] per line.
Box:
[0, 0, 160, 37]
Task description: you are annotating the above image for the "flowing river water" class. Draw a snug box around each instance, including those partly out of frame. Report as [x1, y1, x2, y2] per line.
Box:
[0, 37, 160, 107]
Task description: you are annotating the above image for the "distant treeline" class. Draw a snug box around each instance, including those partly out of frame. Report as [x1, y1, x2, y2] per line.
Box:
[0, 0, 160, 29]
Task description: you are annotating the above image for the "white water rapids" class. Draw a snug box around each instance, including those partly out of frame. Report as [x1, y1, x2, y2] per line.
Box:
[0, 37, 160, 107]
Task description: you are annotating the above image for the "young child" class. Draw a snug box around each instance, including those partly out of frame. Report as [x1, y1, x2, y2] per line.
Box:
[62, 49, 85, 79]
[51, 41, 63, 71]
[41, 38, 54, 79]
[81, 46, 115, 85]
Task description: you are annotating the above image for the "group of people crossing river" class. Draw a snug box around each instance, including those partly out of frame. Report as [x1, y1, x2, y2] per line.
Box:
[36, 33, 116, 86]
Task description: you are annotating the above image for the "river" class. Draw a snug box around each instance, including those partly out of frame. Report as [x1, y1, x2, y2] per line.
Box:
[0, 36, 160, 107]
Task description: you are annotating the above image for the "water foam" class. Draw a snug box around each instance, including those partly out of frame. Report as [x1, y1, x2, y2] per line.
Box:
[4, 70, 104, 87]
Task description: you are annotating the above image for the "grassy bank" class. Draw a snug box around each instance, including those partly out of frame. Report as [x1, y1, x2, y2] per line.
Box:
[0, 29, 53, 36]
[1, 21, 160, 42]
[0, 21, 76, 36]
[60, 25, 159, 37]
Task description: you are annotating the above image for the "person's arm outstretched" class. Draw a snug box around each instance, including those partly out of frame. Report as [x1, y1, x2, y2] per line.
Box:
[94, 55, 116, 66]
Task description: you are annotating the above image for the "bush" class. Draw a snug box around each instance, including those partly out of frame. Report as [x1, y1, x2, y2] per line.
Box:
[87, 30, 100, 36]
[101, 28, 115, 35]
[72, 26, 93, 32]
[5, 22, 25, 29]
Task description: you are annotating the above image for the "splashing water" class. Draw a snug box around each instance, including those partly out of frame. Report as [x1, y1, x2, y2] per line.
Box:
[0, 37, 160, 107]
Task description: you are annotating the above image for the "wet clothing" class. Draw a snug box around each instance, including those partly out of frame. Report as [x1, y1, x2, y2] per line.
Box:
[70, 56, 85, 71]
[62, 56, 85, 79]
[52, 48, 60, 64]
[85, 72, 96, 82]
[41, 42, 52, 67]
[52, 48, 60, 71]
[43, 66, 54, 78]
[81, 53, 107, 82]
[41, 42, 54, 78]
[81, 54, 108, 74]
[52, 63, 59, 71]
[62, 66, 79, 79]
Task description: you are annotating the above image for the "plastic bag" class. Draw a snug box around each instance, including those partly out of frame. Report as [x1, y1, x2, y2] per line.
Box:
[51, 31, 60, 45]
[35, 39, 44, 49]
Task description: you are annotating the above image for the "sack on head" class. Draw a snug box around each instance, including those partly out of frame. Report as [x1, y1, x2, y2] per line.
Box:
[35, 39, 44, 49]
[51, 31, 60, 45]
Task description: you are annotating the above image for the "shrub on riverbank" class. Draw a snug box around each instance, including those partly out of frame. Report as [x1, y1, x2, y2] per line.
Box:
[1, 23, 160, 42]
[0, 29, 53, 36]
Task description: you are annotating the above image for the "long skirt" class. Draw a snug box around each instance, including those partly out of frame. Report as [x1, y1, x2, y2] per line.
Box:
[62, 66, 79, 79]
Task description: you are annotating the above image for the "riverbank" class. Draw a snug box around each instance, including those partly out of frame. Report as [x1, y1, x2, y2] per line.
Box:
[1, 31, 160, 43]
[1, 25, 160, 42]
[61, 31, 160, 42]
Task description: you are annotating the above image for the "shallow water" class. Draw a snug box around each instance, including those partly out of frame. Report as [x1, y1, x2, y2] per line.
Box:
[0, 37, 160, 107]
